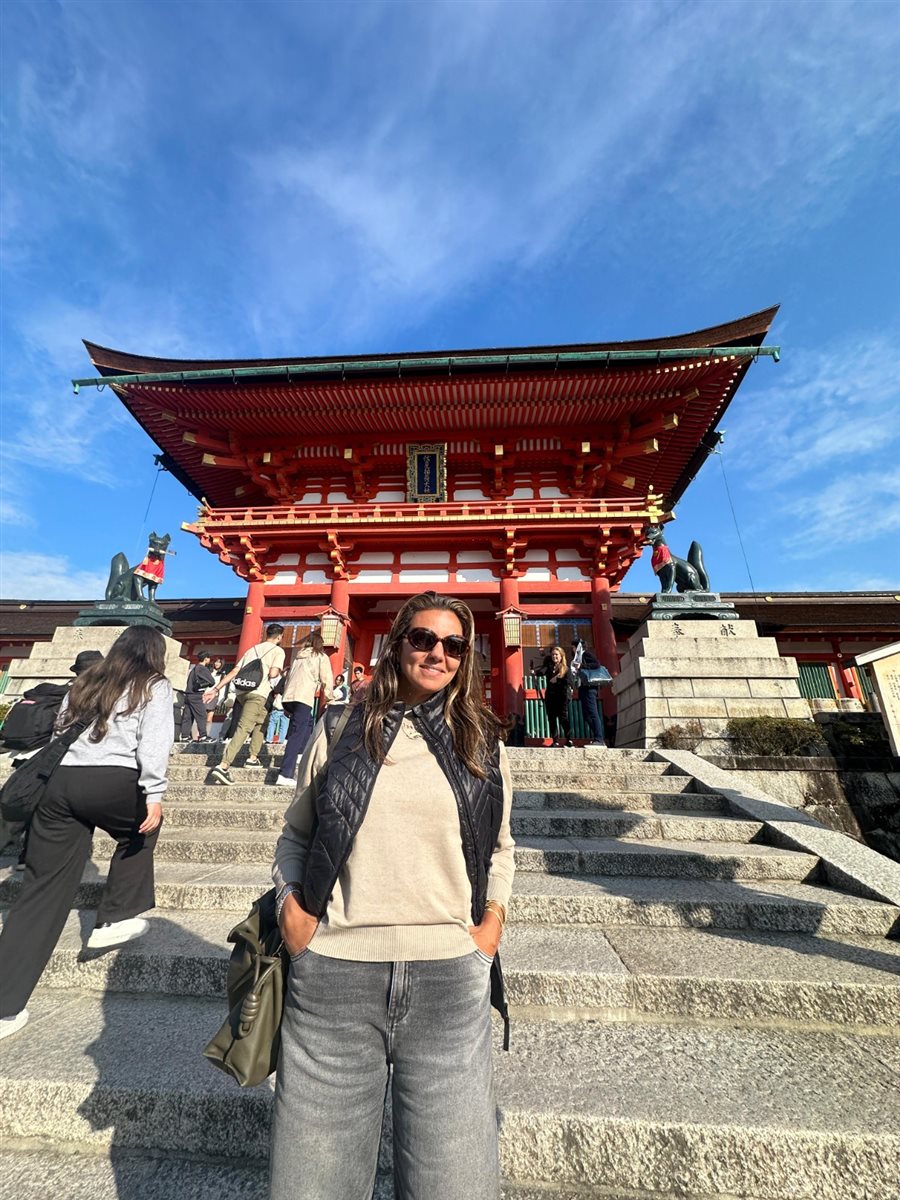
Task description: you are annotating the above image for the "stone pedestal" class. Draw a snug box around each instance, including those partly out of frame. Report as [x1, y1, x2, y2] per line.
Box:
[612, 615, 810, 751]
[4, 624, 189, 703]
[74, 599, 173, 635]
[648, 592, 741, 622]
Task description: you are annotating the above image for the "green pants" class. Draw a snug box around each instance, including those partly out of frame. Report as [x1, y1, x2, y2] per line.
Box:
[221, 693, 269, 766]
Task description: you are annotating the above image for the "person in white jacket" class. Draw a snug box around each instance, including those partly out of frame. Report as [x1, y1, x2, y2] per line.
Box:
[0, 626, 173, 1040]
[275, 631, 334, 787]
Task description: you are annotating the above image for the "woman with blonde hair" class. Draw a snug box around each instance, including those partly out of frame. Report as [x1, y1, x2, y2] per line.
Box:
[274, 630, 334, 787]
[535, 644, 574, 746]
[270, 591, 515, 1200]
[0, 626, 172, 1039]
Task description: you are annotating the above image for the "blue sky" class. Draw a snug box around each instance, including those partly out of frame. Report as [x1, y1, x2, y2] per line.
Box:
[1, 0, 898, 601]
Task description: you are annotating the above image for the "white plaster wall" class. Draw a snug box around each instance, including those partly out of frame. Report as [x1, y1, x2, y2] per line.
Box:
[352, 570, 393, 583]
[456, 568, 498, 582]
[398, 570, 450, 583]
[457, 551, 496, 563]
[401, 551, 450, 564]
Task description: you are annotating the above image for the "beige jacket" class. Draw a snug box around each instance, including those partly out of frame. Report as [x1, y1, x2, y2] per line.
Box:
[283, 648, 334, 707]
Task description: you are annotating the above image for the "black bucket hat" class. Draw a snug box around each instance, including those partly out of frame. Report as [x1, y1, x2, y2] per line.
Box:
[70, 650, 103, 675]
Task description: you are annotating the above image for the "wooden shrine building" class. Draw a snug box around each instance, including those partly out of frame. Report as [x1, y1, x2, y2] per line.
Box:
[78, 307, 779, 724]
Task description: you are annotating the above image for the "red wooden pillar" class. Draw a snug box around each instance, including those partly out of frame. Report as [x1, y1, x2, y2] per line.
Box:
[499, 576, 524, 718]
[328, 577, 351, 680]
[591, 573, 619, 718]
[237, 581, 265, 658]
[832, 640, 862, 701]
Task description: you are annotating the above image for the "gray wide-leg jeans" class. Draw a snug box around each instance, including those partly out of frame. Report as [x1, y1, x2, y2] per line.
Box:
[269, 949, 499, 1200]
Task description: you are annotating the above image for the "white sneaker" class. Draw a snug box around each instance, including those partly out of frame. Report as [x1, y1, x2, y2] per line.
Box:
[0, 1009, 29, 1040]
[86, 917, 150, 949]
[275, 775, 295, 787]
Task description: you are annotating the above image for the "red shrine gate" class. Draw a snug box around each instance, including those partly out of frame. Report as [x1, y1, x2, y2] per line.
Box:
[78, 308, 778, 732]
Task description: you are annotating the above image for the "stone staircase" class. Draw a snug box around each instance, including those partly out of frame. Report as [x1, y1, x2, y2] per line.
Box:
[1, 744, 898, 1199]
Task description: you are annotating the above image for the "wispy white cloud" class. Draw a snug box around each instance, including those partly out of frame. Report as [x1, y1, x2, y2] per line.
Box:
[1, 296, 194, 490]
[0, 552, 107, 600]
[780, 474, 900, 562]
[723, 331, 900, 566]
[240, 0, 900, 343]
[726, 334, 900, 487]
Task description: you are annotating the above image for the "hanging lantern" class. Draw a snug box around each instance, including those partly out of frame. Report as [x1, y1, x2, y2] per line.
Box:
[318, 607, 345, 650]
[498, 606, 525, 648]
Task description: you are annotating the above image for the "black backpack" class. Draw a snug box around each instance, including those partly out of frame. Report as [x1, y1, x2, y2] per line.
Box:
[232, 647, 273, 694]
[1, 684, 69, 752]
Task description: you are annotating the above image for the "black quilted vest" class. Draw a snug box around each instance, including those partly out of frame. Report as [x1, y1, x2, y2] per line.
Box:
[302, 690, 510, 1047]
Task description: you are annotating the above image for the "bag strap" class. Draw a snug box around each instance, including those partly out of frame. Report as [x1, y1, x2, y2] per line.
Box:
[325, 703, 353, 748]
[35, 717, 92, 782]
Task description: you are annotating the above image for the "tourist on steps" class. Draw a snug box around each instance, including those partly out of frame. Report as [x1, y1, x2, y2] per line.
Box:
[270, 591, 516, 1200]
[535, 645, 574, 746]
[274, 630, 334, 787]
[0, 627, 173, 1041]
[178, 648, 215, 742]
[571, 636, 606, 745]
[204, 624, 285, 785]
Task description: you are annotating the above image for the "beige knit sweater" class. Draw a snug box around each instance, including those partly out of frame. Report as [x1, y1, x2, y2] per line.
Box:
[272, 712, 515, 961]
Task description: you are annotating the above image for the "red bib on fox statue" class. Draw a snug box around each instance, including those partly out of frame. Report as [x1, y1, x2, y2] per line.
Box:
[134, 551, 165, 584]
[650, 543, 672, 575]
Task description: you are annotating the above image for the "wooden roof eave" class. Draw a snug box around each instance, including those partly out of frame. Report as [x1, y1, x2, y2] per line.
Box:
[81, 307, 779, 379]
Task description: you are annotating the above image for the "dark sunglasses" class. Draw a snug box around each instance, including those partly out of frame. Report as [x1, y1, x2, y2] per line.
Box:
[404, 627, 469, 659]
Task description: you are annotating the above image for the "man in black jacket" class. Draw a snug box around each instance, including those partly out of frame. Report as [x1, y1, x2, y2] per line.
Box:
[179, 650, 215, 742]
[571, 638, 606, 745]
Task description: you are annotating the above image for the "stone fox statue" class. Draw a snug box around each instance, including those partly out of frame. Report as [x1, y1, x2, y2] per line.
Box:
[105, 532, 175, 604]
[644, 524, 710, 593]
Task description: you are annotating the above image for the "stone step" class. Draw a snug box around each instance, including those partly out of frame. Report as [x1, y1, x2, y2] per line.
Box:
[170, 743, 657, 765]
[16, 909, 900, 1028]
[90, 827, 815, 878]
[510, 772, 699, 793]
[511, 812, 761, 842]
[161, 783, 728, 812]
[0, 1151, 660, 1200]
[3, 860, 897, 934]
[513, 788, 726, 811]
[505, 746, 655, 764]
[159, 802, 760, 844]
[0, 992, 895, 1199]
[161, 760, 689, 787]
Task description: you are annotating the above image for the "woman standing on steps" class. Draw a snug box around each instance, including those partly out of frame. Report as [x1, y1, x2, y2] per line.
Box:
[270, 591, 516, 1200]
[535, 645, 574, 746]
[274, 630, 334, 788]
[0, 626, 173, 1041]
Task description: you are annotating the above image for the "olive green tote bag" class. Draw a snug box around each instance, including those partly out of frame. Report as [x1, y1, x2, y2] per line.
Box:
[203, 887, 286, 1088]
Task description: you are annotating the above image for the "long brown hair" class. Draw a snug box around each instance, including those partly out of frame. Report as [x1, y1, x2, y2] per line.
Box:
[59, 626, 168, 743]
[299, 631, 325, 655]
[362, 591, 503, 778]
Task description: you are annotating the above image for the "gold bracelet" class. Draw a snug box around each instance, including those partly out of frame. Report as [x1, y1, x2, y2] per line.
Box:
[484, 900, 507, 928]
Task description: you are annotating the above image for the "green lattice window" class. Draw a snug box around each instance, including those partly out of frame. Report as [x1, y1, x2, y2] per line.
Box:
[797, 661, 837, 701]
